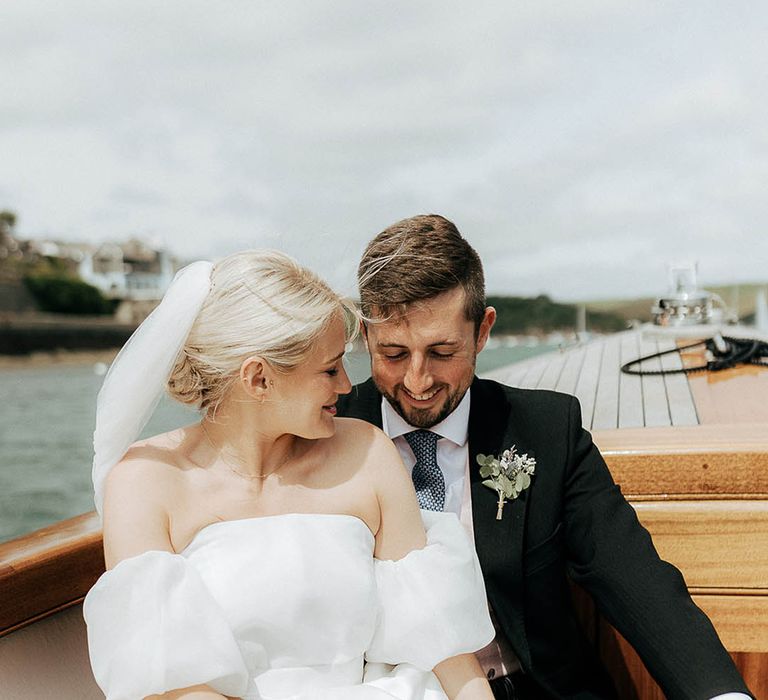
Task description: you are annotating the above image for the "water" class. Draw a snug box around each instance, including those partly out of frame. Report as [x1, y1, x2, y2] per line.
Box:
[0, 344, 554, 543]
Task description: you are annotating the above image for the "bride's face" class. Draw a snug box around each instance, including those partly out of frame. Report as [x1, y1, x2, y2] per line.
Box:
[271, 315, 352, 439]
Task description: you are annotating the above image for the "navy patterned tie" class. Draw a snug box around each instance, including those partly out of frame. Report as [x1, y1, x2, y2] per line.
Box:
[404, 430, 445, 511]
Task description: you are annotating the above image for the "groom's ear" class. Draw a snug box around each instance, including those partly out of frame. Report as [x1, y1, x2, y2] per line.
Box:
[239, 356, 271, 401]
[476, 306, 496, 353]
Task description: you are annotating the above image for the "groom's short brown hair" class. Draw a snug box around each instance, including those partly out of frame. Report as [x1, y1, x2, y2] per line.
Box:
[358, 214, 486, 330]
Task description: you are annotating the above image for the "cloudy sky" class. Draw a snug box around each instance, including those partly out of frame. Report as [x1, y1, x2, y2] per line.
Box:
[2, 1, 767, 301]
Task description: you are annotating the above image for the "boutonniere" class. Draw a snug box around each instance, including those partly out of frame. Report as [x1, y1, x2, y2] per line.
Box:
[477, 447, 536, 520]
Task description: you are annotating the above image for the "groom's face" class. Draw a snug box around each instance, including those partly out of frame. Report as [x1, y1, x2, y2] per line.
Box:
[366, 286, 495, 429]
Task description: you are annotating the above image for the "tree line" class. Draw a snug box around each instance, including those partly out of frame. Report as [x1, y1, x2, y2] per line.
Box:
[488, 295, 627, 335]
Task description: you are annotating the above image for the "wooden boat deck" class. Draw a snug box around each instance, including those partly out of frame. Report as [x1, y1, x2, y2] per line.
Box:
[486, 328, 768, 698]
[485, 329, 768, 430]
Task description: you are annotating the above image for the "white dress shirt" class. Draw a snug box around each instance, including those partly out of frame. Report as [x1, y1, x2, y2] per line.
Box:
[382, 389, 471, 518]
[379, 391, 750, 699]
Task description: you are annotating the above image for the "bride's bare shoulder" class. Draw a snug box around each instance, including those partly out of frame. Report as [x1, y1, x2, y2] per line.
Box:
[111, 425, 194, 472]
[332, 417, 388, 447]
[330, 418, 403, 469]
[103, 425, 199, 512]
[329, 418, 416, 512]
[101, 425, 203, 565]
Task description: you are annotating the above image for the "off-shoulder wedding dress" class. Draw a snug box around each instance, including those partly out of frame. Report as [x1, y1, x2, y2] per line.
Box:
[84, 511, 494, 700]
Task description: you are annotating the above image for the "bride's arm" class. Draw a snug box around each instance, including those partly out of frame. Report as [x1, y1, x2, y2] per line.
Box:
[433, 655, 495, 700]
[369, 431, 493, 700]
[101, 455, 176, 568]
[103, 460, 231, 700]
[368, 430, 426, 560]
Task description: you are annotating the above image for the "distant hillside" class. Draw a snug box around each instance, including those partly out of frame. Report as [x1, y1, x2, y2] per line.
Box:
[581, 282, 768, 324]
[488, 295, 626, 334]
[582, 297, 655, 323]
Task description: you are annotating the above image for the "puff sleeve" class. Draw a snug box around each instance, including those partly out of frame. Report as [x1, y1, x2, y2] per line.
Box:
[367, 511, 495, 671]
[83, 550, 249, 700]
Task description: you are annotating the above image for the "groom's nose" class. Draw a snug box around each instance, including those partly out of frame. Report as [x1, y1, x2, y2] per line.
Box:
[403, 355, 433, 394]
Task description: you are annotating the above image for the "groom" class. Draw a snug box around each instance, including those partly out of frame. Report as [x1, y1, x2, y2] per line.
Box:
[337, 215, 752, 700]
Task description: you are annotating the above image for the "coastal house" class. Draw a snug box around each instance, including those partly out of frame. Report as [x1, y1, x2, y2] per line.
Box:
[17, 237, 177, 322]
[81, 239, 176, 323]
[20, 237, 175, 304]
[79, 239, 175, 303]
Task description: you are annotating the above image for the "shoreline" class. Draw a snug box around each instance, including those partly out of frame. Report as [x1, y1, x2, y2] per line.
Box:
[0, 333, 571, 370]
[0, 348, 119, 369]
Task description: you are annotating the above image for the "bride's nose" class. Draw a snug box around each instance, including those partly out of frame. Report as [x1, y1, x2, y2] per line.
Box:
[336, 365, 352, 395]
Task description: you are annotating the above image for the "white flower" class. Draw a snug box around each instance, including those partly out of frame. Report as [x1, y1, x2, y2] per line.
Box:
[477, 446, 536, 521]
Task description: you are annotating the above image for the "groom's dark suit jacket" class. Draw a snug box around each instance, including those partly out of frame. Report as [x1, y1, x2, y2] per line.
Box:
[337, 377, 751, 700]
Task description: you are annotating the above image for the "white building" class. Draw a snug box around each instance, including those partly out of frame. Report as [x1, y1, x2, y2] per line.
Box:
[78, 240, 175, 301]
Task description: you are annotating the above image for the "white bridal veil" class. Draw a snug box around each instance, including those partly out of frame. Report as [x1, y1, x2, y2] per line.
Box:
[92, 261, 213, 516]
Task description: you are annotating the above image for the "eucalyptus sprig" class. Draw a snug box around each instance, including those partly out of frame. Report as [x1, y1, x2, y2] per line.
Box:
[477, 447, 536, 520]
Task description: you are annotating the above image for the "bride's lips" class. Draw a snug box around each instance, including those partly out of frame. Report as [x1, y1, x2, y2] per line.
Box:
[322, 403, 337, 415]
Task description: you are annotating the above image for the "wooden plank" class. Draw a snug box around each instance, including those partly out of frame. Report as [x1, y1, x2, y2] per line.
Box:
[693, 593, 768, 652]
[0, 512, 104, 637]
[555, 345, 587, 396]
[684, 346, 768, 424]
[597, 620, 767, 699]
[619, 332, 644, 428]
[518, 352, 550, 389]
[592, 333, 622, 430]
[730, 651, 768, 700]
[659, 339, 699, 426]
[536, 348, 568, 390]
[484, 359, 530, 387]
[593, 423, 768, 457]
[574, 339, 604, 430]
[631, 500, 768, 589]
[638, 338, 671, 427]
[593, 424, 768, 497]
[512, 356, 548, 388]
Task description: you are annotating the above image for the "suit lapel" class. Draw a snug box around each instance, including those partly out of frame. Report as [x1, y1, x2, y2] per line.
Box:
[468, 378, 531, 669]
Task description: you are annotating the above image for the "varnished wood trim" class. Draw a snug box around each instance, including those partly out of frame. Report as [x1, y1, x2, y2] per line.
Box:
[593, 424, 768, 496]
[688, 587, 768, 597]
[0, 597, 86, 638]
[593, 423, 768, 452]
[627, 493, 768, 502]
[692, 593, 768, 652]
[630, 500, 768, 589]
[0, 512, 104, 637]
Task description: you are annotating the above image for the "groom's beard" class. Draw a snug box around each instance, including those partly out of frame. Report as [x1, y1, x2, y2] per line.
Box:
[374, 379, 469, 429]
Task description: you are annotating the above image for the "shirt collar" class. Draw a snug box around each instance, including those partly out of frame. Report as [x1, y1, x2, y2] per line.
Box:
[381, 388, 471, 447]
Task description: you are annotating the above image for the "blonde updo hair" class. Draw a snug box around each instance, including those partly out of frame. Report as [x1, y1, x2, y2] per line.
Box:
[167, 250, 358, 415]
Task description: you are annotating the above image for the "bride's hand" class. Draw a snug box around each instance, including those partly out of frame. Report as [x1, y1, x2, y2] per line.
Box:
[146, 684, 231, 699]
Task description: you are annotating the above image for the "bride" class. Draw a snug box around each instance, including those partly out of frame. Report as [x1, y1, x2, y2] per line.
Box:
[84, 250, 495, 700]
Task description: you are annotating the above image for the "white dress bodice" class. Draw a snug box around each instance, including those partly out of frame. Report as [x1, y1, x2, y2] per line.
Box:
[84, 511, 494, 700]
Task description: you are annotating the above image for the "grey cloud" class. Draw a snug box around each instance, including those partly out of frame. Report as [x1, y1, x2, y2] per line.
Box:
[2, 1, 768, 301]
